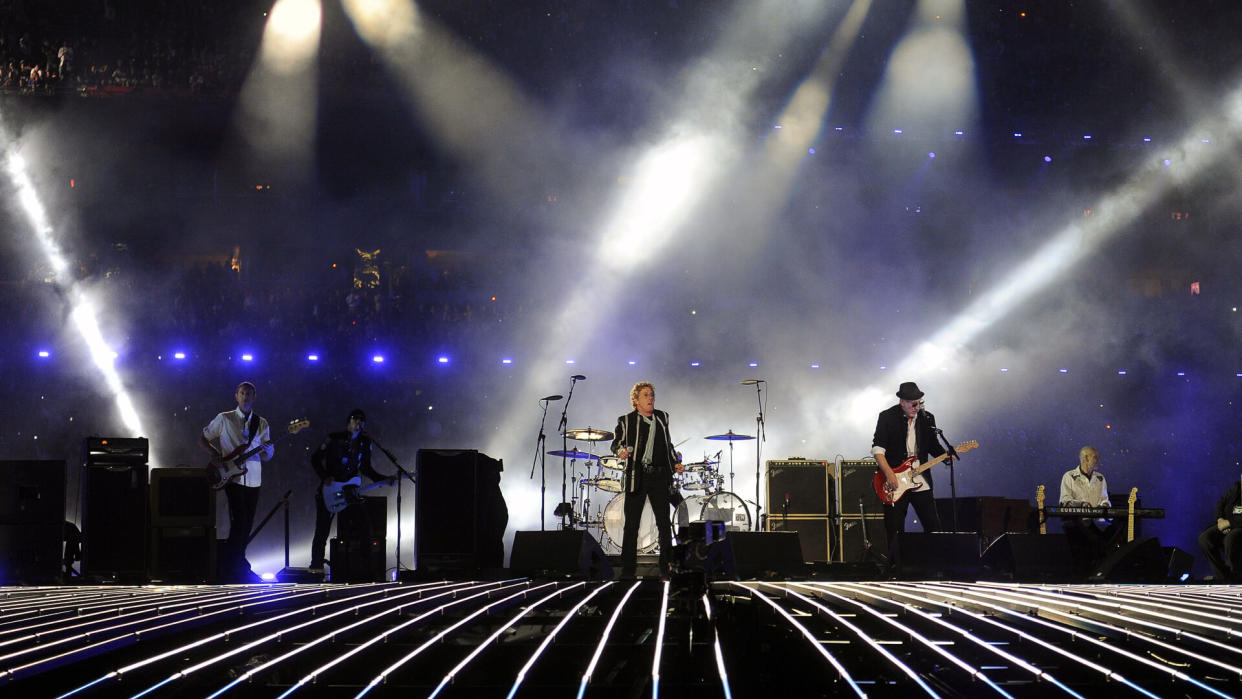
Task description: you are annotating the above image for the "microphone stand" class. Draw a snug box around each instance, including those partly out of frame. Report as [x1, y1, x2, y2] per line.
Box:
[751, 381, 766, 531]
[529, 399, 554, 531]
[370, 434, 416, 575]
[934, 427, 959, 533]
[557, 377, 581, 529]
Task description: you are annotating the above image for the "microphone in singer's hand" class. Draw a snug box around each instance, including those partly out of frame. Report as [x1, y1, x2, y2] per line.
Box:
[571, 374, 586, 381]
[541, 394, 564, 401]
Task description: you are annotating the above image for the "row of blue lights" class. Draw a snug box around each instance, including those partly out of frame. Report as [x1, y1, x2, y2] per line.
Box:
[26, 350, 1216, 377]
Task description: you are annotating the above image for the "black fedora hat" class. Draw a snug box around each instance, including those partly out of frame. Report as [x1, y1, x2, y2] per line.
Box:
[896, 382, 924, 400]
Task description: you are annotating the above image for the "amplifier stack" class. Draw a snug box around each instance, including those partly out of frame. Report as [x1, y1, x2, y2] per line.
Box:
[765, 458, 885, 563]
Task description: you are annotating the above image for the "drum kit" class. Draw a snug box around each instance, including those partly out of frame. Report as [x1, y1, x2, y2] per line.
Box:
[549, 427, 757, 554]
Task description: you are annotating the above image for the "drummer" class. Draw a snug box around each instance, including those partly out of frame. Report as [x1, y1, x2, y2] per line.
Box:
[610, 381, 684, 579]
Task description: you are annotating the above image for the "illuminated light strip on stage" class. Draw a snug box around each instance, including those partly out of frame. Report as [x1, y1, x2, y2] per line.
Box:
[504, 582, 616, 699]
[949, 584, 1242, 679]
[2, 151, 145, 438]
[899, 583, 1233, 698]
[0, 587, 288, 647]
[864, 582, 1164, 695]
[427, 582, 589, 699]
[763, 582, 1014, 697]
[577, 580, 643, 699]
[274, 581, 513, 698]
[161, 582, 492, 698]
[701, 594, 733, 699]
[208, 581, 525, 699]
[650, 580, 670, 699]
[729, 583, 868, 698]
[1055, 585, 1242, 639]
[354, 581, 553, 698]
[810, 583, 1083, 698]
[57, 585, 400, 698]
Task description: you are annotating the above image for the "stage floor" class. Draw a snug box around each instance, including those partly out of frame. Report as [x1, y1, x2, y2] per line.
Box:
[3, 579, 1239, 697]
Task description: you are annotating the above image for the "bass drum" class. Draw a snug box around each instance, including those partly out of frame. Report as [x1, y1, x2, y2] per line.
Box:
[603, 493, 658, 553]
[675, 491, 751, 531]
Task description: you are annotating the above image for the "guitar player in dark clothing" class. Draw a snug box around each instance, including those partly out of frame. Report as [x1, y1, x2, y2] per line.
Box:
[871, 381, 944, 550]
[309, 409, 394, 575]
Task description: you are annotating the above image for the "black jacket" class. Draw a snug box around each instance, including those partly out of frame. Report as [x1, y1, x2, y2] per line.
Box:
[1215, 482, 1242, 529]
[871, 404, 945, 482]
[610, 409, 678, 494]
[311, 431, 385, 483]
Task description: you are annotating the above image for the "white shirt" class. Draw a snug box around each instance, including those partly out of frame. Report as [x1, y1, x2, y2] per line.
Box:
[1059, 466, 1110, 507]
[203, 407, 272, 487]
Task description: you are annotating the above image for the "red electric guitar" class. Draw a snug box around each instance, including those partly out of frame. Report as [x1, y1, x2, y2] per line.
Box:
[872, 440, 979, 505]
[206, 418, 310, 489]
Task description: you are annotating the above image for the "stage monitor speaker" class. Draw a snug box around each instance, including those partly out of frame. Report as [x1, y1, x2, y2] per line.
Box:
[0, 523, 62, 584]
[1089, 537, 1167, 583]
[768, 516, 830, 562]
[720, 531, 806, 579]
[834, 460, 878, 516]
[980, 533, 1076, 582]
[510, 530, 612, 580]
[149, 525, 215, 583]
[82, 460, 149, 581]
[1165, 546, 1193, 581]
[896, 532, 980, 580]
[149, 467, 214, 528]
[338, 495, 387, 543]
[331, 537, 386, 582]
[835, 515, 888, 564]
[416, 449, 507, 573]
[766, 461, 828, 516]
[0, 460, 65, 525]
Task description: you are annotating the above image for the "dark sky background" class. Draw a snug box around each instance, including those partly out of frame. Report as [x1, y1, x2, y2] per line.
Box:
[3, 0, 1242, 576]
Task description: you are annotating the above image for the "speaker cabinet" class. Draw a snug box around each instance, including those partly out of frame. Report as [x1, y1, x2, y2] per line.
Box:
[82, 461, 149, 581]
[1089, 536, 1167, 583]
[766, 461, 828, 516]
[722, 531, 806, 579]
[980, 533, 1076, 582]
[331, 537, 386, 582]
[338, 495, 387, 542]
[0, 523, 62, 584]
[896, 532, 980, 580]
[510, 530, 613, 580]
[0, 460, 65, 525]
[416, 449, 507, 573]
[834, 460, 878, 516]
[768, 516, 830, 562]
[150, 525, 215, 583]
[150, 467, 214, 528]
[835, 515, 888, 563]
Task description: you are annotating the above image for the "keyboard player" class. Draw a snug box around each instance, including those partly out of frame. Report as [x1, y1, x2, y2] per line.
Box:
[1058, 446, 1122, 574]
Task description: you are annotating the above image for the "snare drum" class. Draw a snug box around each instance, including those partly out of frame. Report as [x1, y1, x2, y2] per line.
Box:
[597, 456, 626, 473]
[603, 493, 658, 553]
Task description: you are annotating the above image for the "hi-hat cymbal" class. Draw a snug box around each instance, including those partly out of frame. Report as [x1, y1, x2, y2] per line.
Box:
[705, 431, 755, 441]
[563, 427, 614, 442]
[547, 449, 599, 460]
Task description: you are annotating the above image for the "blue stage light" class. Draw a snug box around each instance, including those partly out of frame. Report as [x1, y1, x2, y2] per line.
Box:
[501, 357, 513, 365]
[810, 363, 820, 369]
[241, 353, 254, 362]
[690, 361, 701, 367]
[372, 355, 385, 364]
[307, 353, 319, 362]
[37, 350, 50, 358]
[437, 356, 450, 364]
[173, 352, 187, 360]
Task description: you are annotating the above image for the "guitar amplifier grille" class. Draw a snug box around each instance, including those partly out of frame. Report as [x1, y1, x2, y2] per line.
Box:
[834, 459, 879, 517]
[766, 460, 829, 516]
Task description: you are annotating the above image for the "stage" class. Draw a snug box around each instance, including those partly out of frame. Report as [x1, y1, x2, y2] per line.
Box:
[3, 578, 1239, 697]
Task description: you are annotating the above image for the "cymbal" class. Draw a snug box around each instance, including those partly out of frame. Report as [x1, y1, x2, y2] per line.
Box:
[705, 431, 755, 441]
[547, 449, 599, 460]
[563, 427, 614, 442]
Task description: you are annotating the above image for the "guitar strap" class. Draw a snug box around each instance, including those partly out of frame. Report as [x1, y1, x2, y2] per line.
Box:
[245, 412, 260, 451]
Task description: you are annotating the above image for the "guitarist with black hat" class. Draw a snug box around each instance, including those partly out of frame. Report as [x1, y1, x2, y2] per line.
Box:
[871, 381, 945, 550]
[309, 409, 395, 576]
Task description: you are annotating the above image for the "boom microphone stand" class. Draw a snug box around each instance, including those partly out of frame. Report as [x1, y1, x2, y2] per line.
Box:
[369, 434, 416, 574]
[529, 397, 557, 531]
[933, 422, 960, 534]
[749, 380, 767, 531]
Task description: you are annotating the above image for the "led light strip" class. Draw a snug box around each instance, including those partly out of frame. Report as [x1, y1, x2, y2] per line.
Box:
[701, 594, 733, 699]
[354, 581, 554, 697]
[728, 583, 868, 698]
[577, 580, 643, 699]
[811, 582, 1083, 698]
[504, 582, 614, 699]
[650, 580, 670, 699]
[763, 582, 1013, 697]
[900, 583, 1233, 698]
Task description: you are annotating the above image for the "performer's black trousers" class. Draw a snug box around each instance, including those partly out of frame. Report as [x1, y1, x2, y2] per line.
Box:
[621, 471, 673, 577]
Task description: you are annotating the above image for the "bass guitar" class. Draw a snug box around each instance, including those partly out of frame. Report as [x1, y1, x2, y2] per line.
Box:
[206, 418, 311, 489]
[322, 476, 395, 514]
[872, 440, 980, 505]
